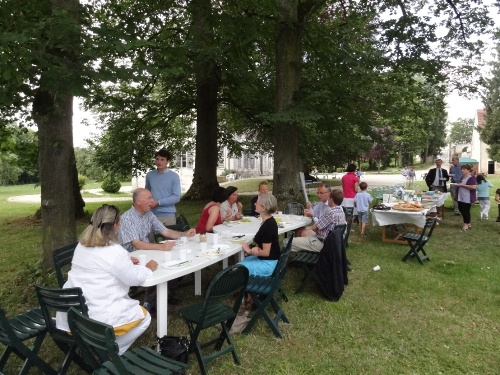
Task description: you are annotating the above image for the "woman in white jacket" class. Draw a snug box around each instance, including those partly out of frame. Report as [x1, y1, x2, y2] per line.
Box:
[56, 204, 158, 354]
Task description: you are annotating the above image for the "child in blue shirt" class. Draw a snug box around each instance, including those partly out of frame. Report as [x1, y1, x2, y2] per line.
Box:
[354, 182, 373, 236]
[476, 174, 493, 220]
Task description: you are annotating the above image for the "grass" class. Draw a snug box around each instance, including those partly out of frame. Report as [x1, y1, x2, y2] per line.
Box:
[1, 180, 499, 374]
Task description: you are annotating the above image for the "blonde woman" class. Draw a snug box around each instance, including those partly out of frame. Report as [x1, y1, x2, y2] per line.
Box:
[56, 204, 157, 354]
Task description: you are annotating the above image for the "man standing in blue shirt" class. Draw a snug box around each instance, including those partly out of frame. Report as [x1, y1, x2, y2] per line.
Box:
[145, 149, 181, 226]
[449, 155, 462, 215]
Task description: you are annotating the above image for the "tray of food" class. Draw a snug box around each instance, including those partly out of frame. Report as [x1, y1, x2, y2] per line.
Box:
[392, 202, 425, 212]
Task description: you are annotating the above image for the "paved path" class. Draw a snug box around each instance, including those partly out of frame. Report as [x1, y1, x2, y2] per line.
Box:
[7, 170, 431, 204]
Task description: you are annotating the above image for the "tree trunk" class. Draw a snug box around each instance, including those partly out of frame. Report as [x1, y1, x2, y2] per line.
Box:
[34, 91, 77, 269]
[183, 0, 220, 200]
[272, 2, 305, 206]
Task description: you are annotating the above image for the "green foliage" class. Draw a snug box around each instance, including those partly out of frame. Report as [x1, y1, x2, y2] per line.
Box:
[101, 175, 121, 194]
[449, 118, 474, 145]
[481, 42, 500, 162]
[77, 174, 87, 190]
[0, 153, 22, 185]
[75, 146, 107, 181]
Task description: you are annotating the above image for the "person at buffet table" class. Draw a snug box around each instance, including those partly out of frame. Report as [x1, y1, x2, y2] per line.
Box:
[449, 155, 463, 215]
[291, 190, 346, 253]
[195, 187, 227, 233]
[341, 163, 359, 216]
[249, 181, 270, 216]
[220, 186, 243, 221]
[425, 158, 449, 193]
[455, 164, 477, 232]
[354, 182, 373, 236]
[476, 174, 493, 220]
[56, 204, 157, 355]
[145, 149, 181, 226]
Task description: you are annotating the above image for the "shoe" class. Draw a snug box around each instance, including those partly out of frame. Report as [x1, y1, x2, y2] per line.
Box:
[485, 215, 488, 220]
[454, 211, 461, 215]
[468, 224, 472, 228]
[460, 228, 468, 232]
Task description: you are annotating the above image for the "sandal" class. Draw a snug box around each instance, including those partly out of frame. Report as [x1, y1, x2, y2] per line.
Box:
[238, 302, 253, 316]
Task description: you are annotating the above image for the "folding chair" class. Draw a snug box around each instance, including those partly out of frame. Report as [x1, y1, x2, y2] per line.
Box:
[165, 214, 190, 233]
[0, 307, 56, 375]
[67, 308, 187, 375]
[35, 285, 92, 374]
[291, 225, 347, 294]
[52, 243, 78, 288]
[179, 264, 249, 375]
[401, 217, 437, 264]
[243, 234, 294, 338]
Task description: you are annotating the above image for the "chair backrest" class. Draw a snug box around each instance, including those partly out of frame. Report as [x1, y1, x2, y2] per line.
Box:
[201, 264, 249, 319]
[0, 308, 20, 348]
[52, 243, 78, 288]
[270, 233, 294, 279]
[35, 285, 88, 337]
[420, 217, 437, 240]
[176, 214, 190, 231]
[342, 207, 353, 249]
[67, 307, 125, 372]
[283, 202, 304, 216]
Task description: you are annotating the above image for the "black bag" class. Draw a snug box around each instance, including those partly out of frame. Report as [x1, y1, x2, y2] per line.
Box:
[155, 335, 190, 363]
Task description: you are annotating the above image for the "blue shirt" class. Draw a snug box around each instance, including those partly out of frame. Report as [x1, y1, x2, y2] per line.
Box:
[476, 181, 493, 198]
[145, 169, 181, 217]
[355, 190, 373, 212]
[449, 164, 462, 183]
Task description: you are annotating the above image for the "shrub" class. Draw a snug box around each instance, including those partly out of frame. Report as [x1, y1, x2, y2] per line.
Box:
[78, 174, 87, 190]
[101, 175, 121, 194]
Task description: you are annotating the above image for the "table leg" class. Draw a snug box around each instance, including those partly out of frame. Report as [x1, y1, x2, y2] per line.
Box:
[194, 270, 202, 295]
[222, 258, 228, 268]
[156, 282, 169, 337]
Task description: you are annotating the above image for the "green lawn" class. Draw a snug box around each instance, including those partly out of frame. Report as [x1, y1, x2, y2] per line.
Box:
[1, 182, 499, 374]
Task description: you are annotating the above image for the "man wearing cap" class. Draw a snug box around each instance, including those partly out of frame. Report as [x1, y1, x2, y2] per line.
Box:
[425, 158, 449, 193]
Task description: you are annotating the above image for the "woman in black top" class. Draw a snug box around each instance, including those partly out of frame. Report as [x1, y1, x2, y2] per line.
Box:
[240, 194, 280, 276]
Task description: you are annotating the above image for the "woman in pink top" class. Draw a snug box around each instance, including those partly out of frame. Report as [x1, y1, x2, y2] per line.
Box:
[195, 187, 227, 233]
[341, 163, 359, 214]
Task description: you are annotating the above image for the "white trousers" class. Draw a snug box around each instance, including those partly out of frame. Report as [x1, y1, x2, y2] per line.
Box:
[115, 312, 151, 355]
[479, 199, 490, 217]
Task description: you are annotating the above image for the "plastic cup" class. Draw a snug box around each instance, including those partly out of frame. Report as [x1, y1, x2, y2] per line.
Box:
[137, 254, 147, 266]
[164, 252, 172, 262]
[179, 249, 187, 261]
[212, 233, 219, 246]
[373, 265, 381, 271]
[200, 242, 208, 252]
[180, 236, 187, 246]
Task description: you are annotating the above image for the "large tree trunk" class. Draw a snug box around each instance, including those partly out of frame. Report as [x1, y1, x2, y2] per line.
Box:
[273, 1, 325, 205]
[34, 91, 77, 269]
[184, 0, 220, 200]
[32, 0, 83, 268]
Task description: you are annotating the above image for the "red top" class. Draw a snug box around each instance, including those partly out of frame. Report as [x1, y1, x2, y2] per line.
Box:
[195, 203, 222, 233]
[341, 172, 359, 198]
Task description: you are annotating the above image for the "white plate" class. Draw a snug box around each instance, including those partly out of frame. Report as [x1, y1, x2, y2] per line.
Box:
[202, 250, 223, 257]
[159, 240, 177, 244]
[161, 260, 192, 269]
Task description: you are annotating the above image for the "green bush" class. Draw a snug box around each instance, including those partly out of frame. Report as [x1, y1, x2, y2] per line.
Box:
[78, 174, 87, 190]
[101, 175, 121, 194]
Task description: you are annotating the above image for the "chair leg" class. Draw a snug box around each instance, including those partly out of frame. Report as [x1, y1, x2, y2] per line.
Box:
[295, 264, 315, 294]
[0, 346, 13, 371]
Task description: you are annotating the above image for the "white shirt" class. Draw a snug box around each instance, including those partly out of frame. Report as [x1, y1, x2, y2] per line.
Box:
[56, 243, 152, 332]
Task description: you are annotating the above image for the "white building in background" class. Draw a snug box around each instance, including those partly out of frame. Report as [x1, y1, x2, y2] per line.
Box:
[132, 148, 273, 193]
[470, 109, 499, 175]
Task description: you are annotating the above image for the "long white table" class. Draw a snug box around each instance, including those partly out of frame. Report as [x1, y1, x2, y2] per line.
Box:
[140, 215, 310, 337]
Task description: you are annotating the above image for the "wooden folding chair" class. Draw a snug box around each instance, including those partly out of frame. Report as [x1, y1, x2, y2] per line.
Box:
[243, 234, 294, 338]
[0, 307, 56, 375]
[401, 217, 437, 264]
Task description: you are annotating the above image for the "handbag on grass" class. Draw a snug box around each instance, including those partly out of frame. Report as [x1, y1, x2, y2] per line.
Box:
[155, 335, 190, 363]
